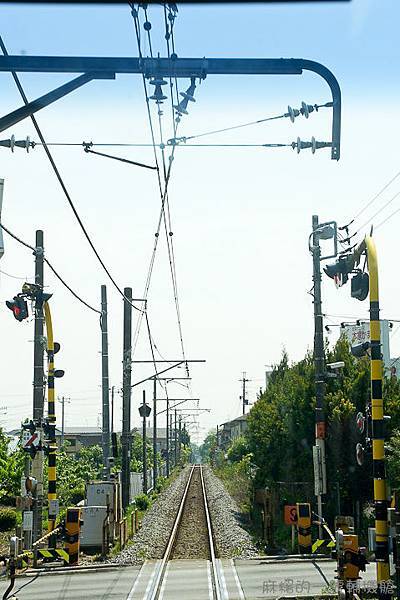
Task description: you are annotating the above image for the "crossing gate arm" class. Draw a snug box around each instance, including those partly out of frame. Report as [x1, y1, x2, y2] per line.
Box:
[0, 55, 341, 160]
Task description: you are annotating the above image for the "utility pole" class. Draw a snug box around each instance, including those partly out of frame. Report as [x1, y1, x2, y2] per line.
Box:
[174, 409, 178, 467]
[152, 378, 157, 490]
[58, 396, 70, 447]
[121, 287, 132, 509]
[166, 398, 170, 477]
[142, 390, 147, 494]
[169, 412, 173, 470]
[178, 415, 182, 464]
[110, 386, 115, 434]
[240, 372, 250, 415]
[311, 215, 327, 539]
[101, 285, 110, 480]
[32, 229, 44, 542]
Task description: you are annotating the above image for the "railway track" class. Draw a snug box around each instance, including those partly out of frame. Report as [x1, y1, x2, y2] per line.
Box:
[127, 465, 234, 600]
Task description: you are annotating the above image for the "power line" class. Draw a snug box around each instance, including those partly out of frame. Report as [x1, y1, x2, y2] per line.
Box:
[0, 222, 101, 314]
[347, 168, 400, 226]
[375, 204, 400, 231]
[357, 189, 400, 234]
[0, 34, 144, 315]
[0, 268, 28, 280]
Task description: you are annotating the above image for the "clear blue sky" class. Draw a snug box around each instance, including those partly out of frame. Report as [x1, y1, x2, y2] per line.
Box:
[1, 1, 400, 442]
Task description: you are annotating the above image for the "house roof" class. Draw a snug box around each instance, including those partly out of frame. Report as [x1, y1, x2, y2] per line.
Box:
[56, 427, 103, 435]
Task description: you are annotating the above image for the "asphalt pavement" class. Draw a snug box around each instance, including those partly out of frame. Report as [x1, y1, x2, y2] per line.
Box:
[0, 558, 378, 599]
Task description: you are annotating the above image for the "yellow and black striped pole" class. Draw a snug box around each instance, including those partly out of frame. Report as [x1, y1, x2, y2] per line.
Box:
[43, 301, 57, 537]
[365, 236, 390, 595]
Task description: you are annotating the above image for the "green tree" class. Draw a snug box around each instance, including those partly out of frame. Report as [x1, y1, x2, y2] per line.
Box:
[227, 435, 249, 463]
[0, 429, 24, 505]
[199, 429, 217, 464]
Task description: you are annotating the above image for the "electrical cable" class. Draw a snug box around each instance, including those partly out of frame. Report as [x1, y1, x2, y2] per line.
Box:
[348, 168, 400, 226]
[27, 140, 290, 148]
[0, 269, 28, 280]
[0, 222, 101, 314]
[0, 35, 143, 315]
[375, 204, 400, 231]
[129, 3, 188, 372]
[3, 572, 40, 599]
[356, 189, 400, 234]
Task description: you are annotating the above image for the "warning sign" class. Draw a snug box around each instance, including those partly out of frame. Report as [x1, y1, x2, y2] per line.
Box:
[284, 505, 298, 525]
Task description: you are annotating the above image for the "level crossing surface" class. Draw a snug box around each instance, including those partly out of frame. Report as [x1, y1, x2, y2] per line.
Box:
[0, 559, 378, 599]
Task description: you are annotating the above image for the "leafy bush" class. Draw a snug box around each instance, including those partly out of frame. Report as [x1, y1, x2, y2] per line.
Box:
[134, 493, 150, 511]
[69, 484, 86, 505]
[0, 507, 17, 531]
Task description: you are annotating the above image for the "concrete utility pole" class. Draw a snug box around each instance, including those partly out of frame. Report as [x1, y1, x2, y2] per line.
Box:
[169, 412, 173, 470]
[152, 378, 157, 490]
[311, 215, 327, 538]
[110, 386, 115, 434]
[240, 372, 250, 415]
[166, 398, 170, 477]
[178, 415, 182, 464]
[101, 285, 110, 480]
[174, 410, 178, 467]
[58, 396, 70, 447]
[121, 287, 132, 509]
[32, 229, 44, 542]
[142, 390, 147, 494]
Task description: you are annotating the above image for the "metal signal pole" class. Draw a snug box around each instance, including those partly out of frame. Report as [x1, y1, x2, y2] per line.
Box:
[311, 215, 327, 539]
[121, 287, 132, 509]
[152, 378, 157, 490]
[32, 229, 44, 542]
[100, 285, 110, 480]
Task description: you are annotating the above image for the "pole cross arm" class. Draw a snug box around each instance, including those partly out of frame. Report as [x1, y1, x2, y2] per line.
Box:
[0, 71, 115, 134]
[0, 55, 341, 159]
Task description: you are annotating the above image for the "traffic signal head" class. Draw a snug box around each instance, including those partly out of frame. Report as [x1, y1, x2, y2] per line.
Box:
[351, 271, 369, 301]
[351, 341, 370, 358]
[323, 257, 351, 286]
[5, 296, 28, 321]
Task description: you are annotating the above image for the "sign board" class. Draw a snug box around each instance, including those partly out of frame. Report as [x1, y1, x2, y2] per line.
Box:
[22, 431, 40, 450]
[284, 505, 298, 525]
[49, 499, 60, 517]
[16, 496, 32, 511]
[23, 511, 33, 531]
[313, 445, 327, 495]
[342, 321, 370, 347]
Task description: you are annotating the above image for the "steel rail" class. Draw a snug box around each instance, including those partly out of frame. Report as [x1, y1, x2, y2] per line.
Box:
[200, 465, 223, 600]
[144, 465, 196, 600]
[144, 465, 223, 600]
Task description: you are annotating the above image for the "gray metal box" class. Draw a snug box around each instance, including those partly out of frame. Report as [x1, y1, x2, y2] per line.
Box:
[87, 481, 115, 511]
[80, 506, 108, 549]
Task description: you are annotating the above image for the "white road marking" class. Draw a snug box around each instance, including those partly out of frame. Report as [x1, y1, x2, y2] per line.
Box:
[142, 561, 159, 600]
[229, 558, 245, 600]
[126, 562, 146, 600]
[159, 562, 170, 600]
[207, 560, 213, 600]
[217, 559, 230, 599]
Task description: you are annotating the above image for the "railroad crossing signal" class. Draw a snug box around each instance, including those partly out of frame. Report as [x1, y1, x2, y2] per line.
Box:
[296, 502, 312, 554]
[5, 295, 28, 321]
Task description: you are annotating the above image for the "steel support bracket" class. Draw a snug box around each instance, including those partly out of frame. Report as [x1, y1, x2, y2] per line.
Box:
[0, 55, 341, 159]
[0, 71, 115, 133]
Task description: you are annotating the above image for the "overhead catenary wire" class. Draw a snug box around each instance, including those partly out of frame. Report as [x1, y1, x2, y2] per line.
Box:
[0, 34, 144, 315]
[129, 4, 188, 374]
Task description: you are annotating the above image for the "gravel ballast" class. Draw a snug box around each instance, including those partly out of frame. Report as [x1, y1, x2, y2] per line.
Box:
[111, 466, 191, 565]
[203, 466, 258, 559]
[110, 464, 257, 565]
